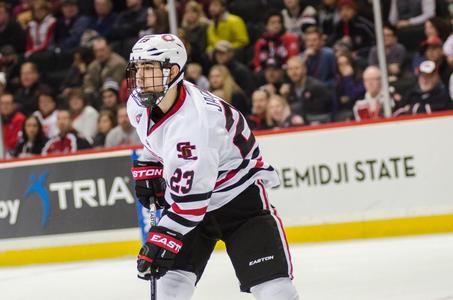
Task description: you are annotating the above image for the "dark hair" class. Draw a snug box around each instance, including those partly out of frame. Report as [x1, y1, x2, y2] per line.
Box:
[304, 26, 323, 37]
[383, 23, 397, 35]
[427, 17, 451, 41]
[98, 109, 117, 127]
[265, 10, 283, 26]
[22, 115, 47, 143]
[67, 88, 87, 105]
[37, 87, 56, 100]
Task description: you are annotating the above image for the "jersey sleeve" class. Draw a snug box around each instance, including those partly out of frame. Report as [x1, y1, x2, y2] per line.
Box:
[158, 122, 219, 235]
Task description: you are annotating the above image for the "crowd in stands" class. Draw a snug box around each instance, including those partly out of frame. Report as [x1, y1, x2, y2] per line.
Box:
[1, 0, 453, 159]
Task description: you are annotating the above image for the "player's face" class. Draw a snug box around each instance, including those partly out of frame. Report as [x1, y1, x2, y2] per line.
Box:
[136, 62, 165, 93]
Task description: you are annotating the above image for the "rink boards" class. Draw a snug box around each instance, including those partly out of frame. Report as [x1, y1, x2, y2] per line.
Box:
[1, 112, 453, 266]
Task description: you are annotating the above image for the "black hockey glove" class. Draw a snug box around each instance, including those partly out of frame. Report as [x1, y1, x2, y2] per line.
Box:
[137, 226, 183, 280]
[131, 160, 166, 209]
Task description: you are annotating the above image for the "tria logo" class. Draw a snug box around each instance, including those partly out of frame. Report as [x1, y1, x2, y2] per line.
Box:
[249, 255, 274, 266]
[149, 233, 182, 253]
[25, 171, 50, 226]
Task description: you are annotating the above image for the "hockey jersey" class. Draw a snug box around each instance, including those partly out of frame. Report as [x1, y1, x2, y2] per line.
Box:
[127, 81, 280, 235]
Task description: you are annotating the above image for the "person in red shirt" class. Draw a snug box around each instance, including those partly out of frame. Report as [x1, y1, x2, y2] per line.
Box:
[1, 92, 25, 157]
[253, 10, 300, 72]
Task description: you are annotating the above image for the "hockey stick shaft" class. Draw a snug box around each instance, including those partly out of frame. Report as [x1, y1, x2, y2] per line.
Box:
[149, 203, 157, 300]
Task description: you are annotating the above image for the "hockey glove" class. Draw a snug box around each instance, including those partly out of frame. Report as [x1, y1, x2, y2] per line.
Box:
[137, 226, 183, 280]
[131, 160, 166, 209]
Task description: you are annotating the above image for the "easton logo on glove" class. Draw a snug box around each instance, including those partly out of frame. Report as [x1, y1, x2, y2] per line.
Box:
[131, 166, 163, 180]
[148, 232, 183, 253]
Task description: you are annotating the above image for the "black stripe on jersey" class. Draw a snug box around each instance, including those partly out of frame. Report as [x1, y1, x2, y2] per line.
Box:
[251, 147, 260, 159]
[166, 211, 200, 227]
[171, 191, 212, 203]
[216, 159, 250, 179]
[214, 166, 275, 193]
[221, 102, 234, 131]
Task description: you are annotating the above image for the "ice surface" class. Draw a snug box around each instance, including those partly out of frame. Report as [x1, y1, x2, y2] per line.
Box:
[1, 233, 453, 299]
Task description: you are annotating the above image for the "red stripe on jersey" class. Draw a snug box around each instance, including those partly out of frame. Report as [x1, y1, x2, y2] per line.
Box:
[138, 255, 153, 263]
[171, 202, 207, 216]
[255, 160, 264, 168]
[148, 84, 187, 136]
[214, 168, 240, 188]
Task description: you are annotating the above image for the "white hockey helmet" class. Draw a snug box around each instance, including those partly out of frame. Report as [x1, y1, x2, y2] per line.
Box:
[126, 34, 187, 108]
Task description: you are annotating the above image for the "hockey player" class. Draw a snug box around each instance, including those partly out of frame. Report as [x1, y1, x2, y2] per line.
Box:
[127, 33, 299, 300]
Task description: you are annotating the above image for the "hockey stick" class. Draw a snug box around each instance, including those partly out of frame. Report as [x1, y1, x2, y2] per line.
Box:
[149, 202, 158, 300]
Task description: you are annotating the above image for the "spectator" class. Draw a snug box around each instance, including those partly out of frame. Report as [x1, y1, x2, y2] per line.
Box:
[257, 57, 286, 96]
[317, 0, 340, 41]
[281, 56, 333, 124]
[83, 37, 127, 107]
[42, 109, 91, 154]
[181, 1, 209, 68]
[353, 66, 389, 121]
[14, 62, 49, 116]
[60, 47, 93, 96]
[12, 0, 32, 29]
[0, 45, 22, 92]
[92, 110, 116, 147]
[110, 0, 147, 55]
[1, 92, 25, 156]
[389, 0, 435, 29]
[395, 60, 451, 115]
[67, 88, 99, 141]
[388, 0, 435, 49]
[87, 0, 117, 39]
[253, 10, 299, 72]
[0, 2, 26, 54]
[247, 89, 271, 130]
[281, 0, 317, 36]
[212, 40, 256, 96]
[53, 0, 91, 51]
[105, 105, 140, 147]
[33, 89, 59, 138]
[368, 24, 407, 79]
[301, 26, 337, 89]
[185, 63, 209, 91]
[208, 64, 249, 115]
[266, 94, 304, 129]
[424, 17, 451, 42]
[335, 53, 365, 120]
[418, 36, 452, 88]
[206, 0, 249, 55]
[328, 0, 375, 58]
[25, 0, 56, 58]
[138, 7, 159, 37]
[0, 72, 5, 94]
[12, 115, 48, 158]
[100, 79, 121, 114]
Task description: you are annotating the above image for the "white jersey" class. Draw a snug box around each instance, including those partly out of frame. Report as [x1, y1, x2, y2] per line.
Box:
[127, 81, 280, 235]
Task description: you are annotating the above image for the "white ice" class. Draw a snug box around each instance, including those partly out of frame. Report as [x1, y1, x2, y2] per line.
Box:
[1, 233, 453, 300]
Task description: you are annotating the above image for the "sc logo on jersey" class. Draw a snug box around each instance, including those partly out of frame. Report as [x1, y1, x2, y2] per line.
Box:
[177, 142, 197, 160]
